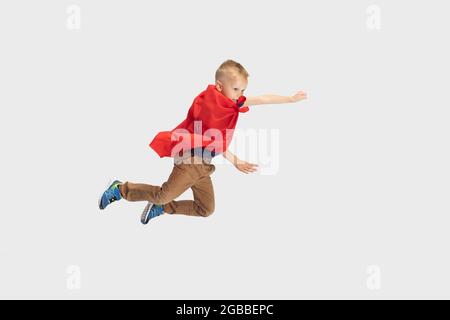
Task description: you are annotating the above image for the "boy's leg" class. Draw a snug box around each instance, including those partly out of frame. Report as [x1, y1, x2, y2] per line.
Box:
[118, 164, 195, 204]
[164, 165, 216, 217]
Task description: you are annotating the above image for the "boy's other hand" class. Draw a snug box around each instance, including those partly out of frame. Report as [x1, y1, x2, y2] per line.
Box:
[291, 91, 308, 102]
[234, 160, 259, 174]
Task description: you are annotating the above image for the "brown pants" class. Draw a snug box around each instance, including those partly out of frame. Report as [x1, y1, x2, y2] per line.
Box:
[118, 156, 216, 217]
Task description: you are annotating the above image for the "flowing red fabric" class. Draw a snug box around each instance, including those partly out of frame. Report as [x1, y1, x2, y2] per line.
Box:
[149, 84, 249, 158]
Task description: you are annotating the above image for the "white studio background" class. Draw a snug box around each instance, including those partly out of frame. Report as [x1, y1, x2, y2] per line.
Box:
[0, 0, 449, 299]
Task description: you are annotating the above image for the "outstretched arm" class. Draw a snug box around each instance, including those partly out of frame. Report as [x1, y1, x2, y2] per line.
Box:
[222, 149, 258, 174]
[245, 91, 307, 106]
[222, 149, 239, 165]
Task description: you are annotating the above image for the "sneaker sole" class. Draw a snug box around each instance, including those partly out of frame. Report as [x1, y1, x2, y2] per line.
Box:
[141, 201, 153, 224]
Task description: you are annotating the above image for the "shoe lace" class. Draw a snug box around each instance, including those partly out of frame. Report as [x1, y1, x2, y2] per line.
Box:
[105, 187, 118, 202]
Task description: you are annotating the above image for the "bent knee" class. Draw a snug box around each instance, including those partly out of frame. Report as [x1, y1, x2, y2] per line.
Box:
[199, 204, 215, 217]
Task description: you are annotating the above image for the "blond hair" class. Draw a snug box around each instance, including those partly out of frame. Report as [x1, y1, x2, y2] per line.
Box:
[215, 59, 249, 82]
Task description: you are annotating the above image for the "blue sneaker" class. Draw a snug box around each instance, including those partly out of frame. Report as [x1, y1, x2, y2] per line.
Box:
[141, 202, 164, 224]
[99, 180, 123, 210]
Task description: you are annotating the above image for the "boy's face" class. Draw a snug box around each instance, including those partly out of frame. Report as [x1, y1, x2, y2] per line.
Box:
[216, 77, 248, 103]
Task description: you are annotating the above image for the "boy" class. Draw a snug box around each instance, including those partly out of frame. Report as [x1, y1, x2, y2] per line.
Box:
[98, 60, 307, 224]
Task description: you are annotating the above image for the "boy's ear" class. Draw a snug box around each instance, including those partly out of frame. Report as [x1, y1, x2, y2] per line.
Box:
[215, 80, 223, 92]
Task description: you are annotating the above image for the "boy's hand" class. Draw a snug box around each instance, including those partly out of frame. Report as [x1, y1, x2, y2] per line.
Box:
[234, 160, 259, 174]
[291, 91, 308, 103]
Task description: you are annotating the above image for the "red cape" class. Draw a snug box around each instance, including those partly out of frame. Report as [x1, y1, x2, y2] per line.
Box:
[149, 84, 249, 158]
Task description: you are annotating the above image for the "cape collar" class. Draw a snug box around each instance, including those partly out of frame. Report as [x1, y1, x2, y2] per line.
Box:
[209, 85, 249, 113]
